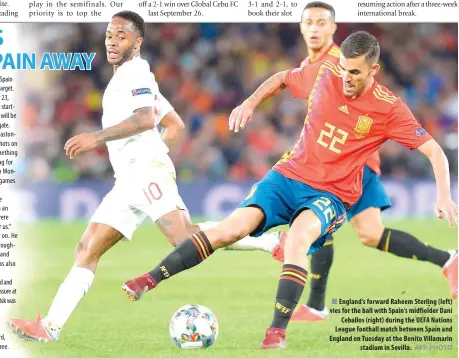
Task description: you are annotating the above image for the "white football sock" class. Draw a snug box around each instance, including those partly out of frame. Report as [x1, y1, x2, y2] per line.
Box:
[43, 266, 95, 334]
[225, 232, 280, 254]
[197, 221, 220, 232]
[197, 221, 281, 253]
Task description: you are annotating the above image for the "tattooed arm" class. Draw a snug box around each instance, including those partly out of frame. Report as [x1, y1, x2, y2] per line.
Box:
[94, 106, 156, 143]
[229, 71, 288, 132]
[64, 106, 156, 159]
[246, 70, 288, 107]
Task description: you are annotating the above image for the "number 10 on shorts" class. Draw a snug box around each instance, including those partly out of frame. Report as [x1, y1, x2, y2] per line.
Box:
[143, 182, 162, 203]
[313, 197, 336, 224]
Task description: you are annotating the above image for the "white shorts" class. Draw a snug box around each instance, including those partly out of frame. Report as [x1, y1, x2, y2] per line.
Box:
[90, 168, 187, 240]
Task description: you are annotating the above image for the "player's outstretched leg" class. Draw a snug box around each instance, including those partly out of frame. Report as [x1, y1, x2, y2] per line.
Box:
[158, 212, 278, 254]
[260, 210, 321, 349]
[352, 207, 458, 299]
[8, 223, 123, 342]
[122, 207, 264, 301]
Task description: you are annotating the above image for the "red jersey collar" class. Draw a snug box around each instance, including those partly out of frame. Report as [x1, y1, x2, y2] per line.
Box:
[304, 42, 337, 65]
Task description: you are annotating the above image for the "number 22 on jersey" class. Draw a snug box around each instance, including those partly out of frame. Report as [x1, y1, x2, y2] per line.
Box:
[313, 197, 336, 224]
[317, 122, 349, 154]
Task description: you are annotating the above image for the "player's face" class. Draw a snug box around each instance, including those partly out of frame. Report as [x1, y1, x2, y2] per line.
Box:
[105, 17, 142, 66]
[339, 55, 380, 98]
[300, 8, 336, 51]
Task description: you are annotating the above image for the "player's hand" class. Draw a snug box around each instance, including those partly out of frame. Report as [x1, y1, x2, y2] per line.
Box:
[435, 197, 458, 228]
[229, 101, 254, 133]
[64, 133, 101, 159]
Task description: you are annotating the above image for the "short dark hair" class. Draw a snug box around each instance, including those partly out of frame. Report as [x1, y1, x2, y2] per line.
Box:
[112, 11, 145, 38]
[341, 31, 380, 64]
[302, 1, 335, 22]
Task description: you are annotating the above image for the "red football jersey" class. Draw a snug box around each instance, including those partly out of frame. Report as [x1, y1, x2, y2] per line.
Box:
[301, 42, 381, 174]
[273, 61, 432, 206]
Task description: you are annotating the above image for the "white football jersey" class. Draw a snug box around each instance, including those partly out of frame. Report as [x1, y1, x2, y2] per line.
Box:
[102, 56, 175, 178]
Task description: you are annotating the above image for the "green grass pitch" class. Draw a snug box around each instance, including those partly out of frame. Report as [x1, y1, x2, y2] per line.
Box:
[9, 219, 458, 357]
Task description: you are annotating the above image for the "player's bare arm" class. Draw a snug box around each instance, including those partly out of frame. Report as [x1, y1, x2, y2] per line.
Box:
[64, 106, 156, 159]
[159, 110, 185, 151]
[417, 139, 458, 228]
[229, 70, 288, 132]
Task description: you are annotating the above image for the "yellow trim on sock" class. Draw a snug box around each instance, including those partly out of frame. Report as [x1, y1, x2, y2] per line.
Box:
[281, 271, 307, 283]
[385, 230, 391, 252]
[192, 234, 208, 258]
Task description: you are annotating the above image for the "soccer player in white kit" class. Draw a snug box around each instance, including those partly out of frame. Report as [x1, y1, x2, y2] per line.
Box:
[8, 11, 218, 342]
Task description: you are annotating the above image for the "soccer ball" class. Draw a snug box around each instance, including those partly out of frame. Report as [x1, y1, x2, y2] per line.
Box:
[169, 304, 219, 349]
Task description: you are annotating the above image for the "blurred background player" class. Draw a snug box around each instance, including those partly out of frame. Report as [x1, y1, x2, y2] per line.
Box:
[225, 2, 458, 319]
[122, 31, 458, 349]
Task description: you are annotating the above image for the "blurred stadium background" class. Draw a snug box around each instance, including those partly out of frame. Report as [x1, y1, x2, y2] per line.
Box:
[16, 23, 458, 221]
[11, 23, 458, 357]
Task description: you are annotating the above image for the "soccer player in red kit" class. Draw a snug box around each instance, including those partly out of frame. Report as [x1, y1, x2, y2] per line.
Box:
[123, 31, 457, 349]
[288, 1, 458, 322]
[229, 1, 458, 322]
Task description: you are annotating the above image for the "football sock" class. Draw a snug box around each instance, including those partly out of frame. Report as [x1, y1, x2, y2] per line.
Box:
[198, 221, 274, 253]
[225, 232, 279, 253]
[44, 267, 95, 330]
[197, 221, 219, 231]
[377, 228, 450, 267]
[148, 231, 214, 284]
[306, 239, 334, 311]
[271, 264, 307, 330]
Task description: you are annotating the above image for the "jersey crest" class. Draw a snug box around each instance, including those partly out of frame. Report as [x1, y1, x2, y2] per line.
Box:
[354, 115, 373, 139]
